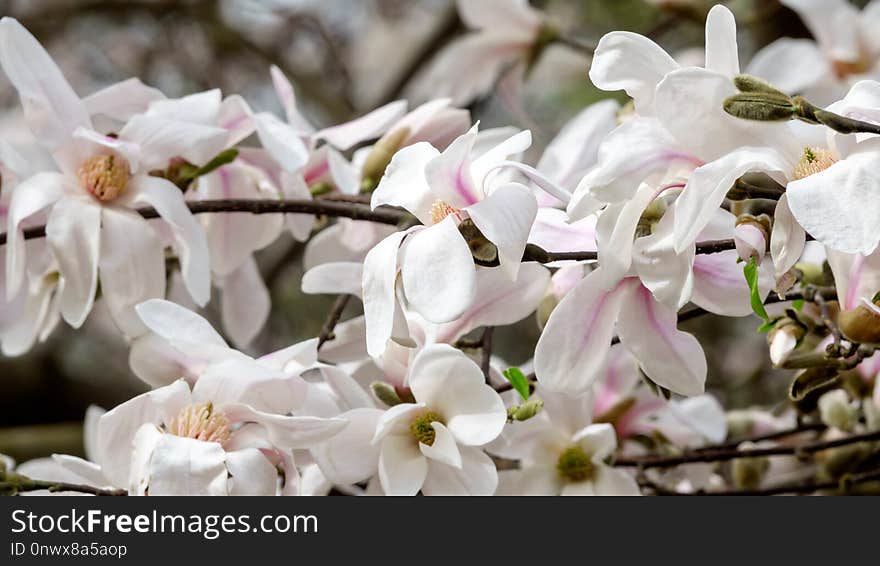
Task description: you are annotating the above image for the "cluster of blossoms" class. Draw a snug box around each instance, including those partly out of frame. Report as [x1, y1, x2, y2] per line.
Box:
[3, 0, 880, 496]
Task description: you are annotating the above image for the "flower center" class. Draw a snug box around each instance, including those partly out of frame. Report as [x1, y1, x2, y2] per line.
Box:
[409, 411, 443, 446]
[77, 154, 129, 201]
[167, 402, 231, 445]
[430, 200, 462, 224]
[556, 446, 595, 482]
[793, 147, 837, 181]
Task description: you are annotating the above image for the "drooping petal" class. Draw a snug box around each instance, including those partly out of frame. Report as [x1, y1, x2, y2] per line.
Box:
[252, 111, 309, 173]
[315, 100, 407, 151]
[222, 403, 347, 449]
[98, 207, 166, 336]
[691, 250, 767, 316]
[572, 422, 618, 462]
[83, 78, 165, 122]
[400, 218, 476, 323]
[420, 445, 498, 495]
[220, 257, 270, 348]
[303, 262, 364, 297]
[362, 230, 408, 358]
[466, 182, 537, 279]
[617, 284, 707, 396]
[311, 407, 383, 486]
[225, 448, 279, 496]
[592, 466, 641, 495]
[119, 115, 228, 171]
[418, 422, 462, 468]
[124, 175, 211, 305]
[632, 206, 695, 310]
[595, 184, 658, 288]
[770, 193, 806, 277]
[145, 433, 228, 495]
[192, 357, 306, 415]
[46, 196, 101, 327]
[534, 270, 628, 395]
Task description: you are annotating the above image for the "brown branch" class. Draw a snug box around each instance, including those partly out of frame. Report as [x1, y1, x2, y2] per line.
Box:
[317, 295, 352, 350]
[0, 473, 126, 496]
[480, 327, 494, 382]
[616, 429, 880, 469]
[643, 467, 880, 496]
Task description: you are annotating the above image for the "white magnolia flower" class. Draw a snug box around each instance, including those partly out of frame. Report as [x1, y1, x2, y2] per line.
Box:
[0, 18, 218, 335]
[371, 344, 507, 495]
[748, 0, 880, 106]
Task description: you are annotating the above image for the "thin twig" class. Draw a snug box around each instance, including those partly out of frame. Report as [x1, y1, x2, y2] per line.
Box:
[480, 327, 494, 382]
[317, 295, 352, 350]
[0, 474, 127, 496]
[643, 467, 880, 496]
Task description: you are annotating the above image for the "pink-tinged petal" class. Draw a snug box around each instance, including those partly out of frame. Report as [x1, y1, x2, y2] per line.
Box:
[770, 195, 807, 276]
[97, 380, 192, 488]
[225, 448, 278, 496]
[425, 127, 482, 208]
[222, 404, 347, 449]
[0, 17, 91, 152]
[280, 171, 315, 242]
[589, 31, 679, 113]
[125, 175, 211, 306]
[135, 298, 227, 350]
[528, 208, 597, 257]
[72, 127, 142, 172]
[312, 407, 383, 485]
[419, 422, 462, 468]
[787, 144, 880, 255]
[704, 5, 739, 76]
[656, 68, 799, 162]
[145, 89, 221, 123]
[51, 454, 111, 488]
[252, 112, 309, 173]
[401, 217, 476, 323]
[534, 270, 629, 395]
[430, 262, 550, 344]
[83, 78, 165, 122]
[362, 230, 409, 358]
[4, 172, 69, 299]
[217, 94, 255, 147]
[421, 445, 498, 495]
[257, 338, 318, 373]
[146, 434, 228, 495]
[197, 165, 283, 277]
[98, 207, 165, 336]
[302, 261, 363, 297]
[672, 395, 728, 445]
[315, 100, 407, 151]
[487, 160, 571, 205]
[691, 250, 769, 316]
[46, 196, 101, 327]
[378, 435, 427, 495]
[673, 147, 791, 253]
[592, 466, 641, 495]
[326, 147, 360, 195]
[617, 284, 707, 396]
[269, 65, 313, 134]
[470, 130, 532, 186]
[220, 257, 270, 348]
[408, 344, 507, 446]
[577, 117, 697, 206]
[781, 0, 861, 62]
[119, 115, 228, 170]
[632, 207, 695, 309]
[457, 0, 541, 32]
[371, 142, 440, 224]
[466, 182, 537, 279]
[746, 38, 828, 96]
[592, 344, 641, 417]
[826, 248, 880, 311]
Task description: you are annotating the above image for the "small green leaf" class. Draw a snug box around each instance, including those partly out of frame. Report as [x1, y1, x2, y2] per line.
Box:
[743, 256, 769, 321]
[757, 319, 777, 334]
[194, 148, 239, 178]
[502, 367, 530, 401]
[792, 298, 805, 311]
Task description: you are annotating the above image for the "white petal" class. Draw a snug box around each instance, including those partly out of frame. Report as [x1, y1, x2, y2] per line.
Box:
[632, 206, 695, 310]
[419, 421, 462, 468]
[592, 466, 641, 495]
[747, 38, 828, 95]
[311, 407, 383, 486]
[466, 182, 537, 279]
[192, 357, 305, 414]
[457, 0, 541, 32]
[781, 0, 861, 62]
[596, 183, 658, 287]
[0, 17, 91, 151]
[225, 448, 279, 496]
[84, 78, 165, 122]
[371, 142, 440, 224]
[269, 65, 313, 134]
[217, 94, 256, 147]
[617, 284, 707, 396]
[588, 31, 679, 113]
[770, 194, 806, 277]
[315, 100, 407, 151]
[46, 196, 101, 327]
[302, 262, 363, 297]
[362, 230, 408, 357]
[378, 435, 427, 495]
[401, 218, 476, 323]
[220, 257, 270, 348]
[98, 207, 166, 336]
[119, 115, 228, 170]
[372, 403, 427, 444]
[496, 467, 562, 495]
[691, 251, 761, 317]
[146, 434, 228, 495]
[252, 112, 309, 173]
[125, 175, 211, 305]
[534, 270, 628, 395]
[573, 422, 618, 462]
[135, 298, 227, 350]
[703, 5, 739, 76]
[421, 446, 498, 495]
[222, 403, 347, 449]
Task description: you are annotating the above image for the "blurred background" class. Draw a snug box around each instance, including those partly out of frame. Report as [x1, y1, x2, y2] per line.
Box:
[0, 0, 854, 462]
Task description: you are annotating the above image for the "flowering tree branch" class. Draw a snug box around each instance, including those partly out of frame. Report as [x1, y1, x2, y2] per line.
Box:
[641, 467, 880, 496]
[0, 467, 126, 496]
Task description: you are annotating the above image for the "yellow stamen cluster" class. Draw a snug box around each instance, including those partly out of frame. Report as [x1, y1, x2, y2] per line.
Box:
[410, 411, 443, 446]
[430, 200, 461, 225]
[77, 154, 129, 201]
[167, 403, 231, 445]
[556, 446, 595, 482]
[793, 147, 837, 181]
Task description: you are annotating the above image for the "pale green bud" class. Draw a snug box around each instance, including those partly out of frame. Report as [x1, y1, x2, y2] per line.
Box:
[371, 381, 402, 407]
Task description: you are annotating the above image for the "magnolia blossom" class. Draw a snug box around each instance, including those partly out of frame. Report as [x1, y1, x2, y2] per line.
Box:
[371, 344, 507, 495]
[0, 17, 216, 335]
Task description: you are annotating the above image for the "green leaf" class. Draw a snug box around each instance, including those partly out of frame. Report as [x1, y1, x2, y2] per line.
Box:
[743, 256, 769, 321]
[757, 319, 777, 334]
[792, 298, 805, 311]
[193, 148, 239, 178]
[502, 367, 530, 401]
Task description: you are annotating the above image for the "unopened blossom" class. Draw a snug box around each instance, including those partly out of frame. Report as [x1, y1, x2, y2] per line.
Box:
[0, 18, 218, 335]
